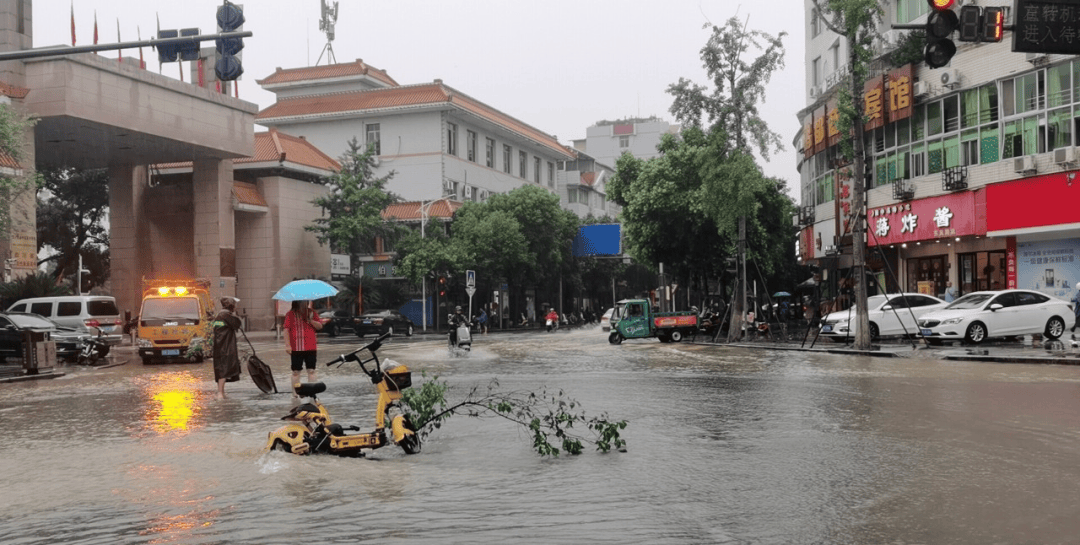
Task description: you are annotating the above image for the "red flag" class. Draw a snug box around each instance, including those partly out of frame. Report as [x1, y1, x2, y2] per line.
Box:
[93, 11, 98, 46]
[70, 1, 75, 46]
[137, 26, 144, 68]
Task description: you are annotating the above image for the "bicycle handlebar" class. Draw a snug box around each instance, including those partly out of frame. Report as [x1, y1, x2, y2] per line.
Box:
[325, 331, 392, 368]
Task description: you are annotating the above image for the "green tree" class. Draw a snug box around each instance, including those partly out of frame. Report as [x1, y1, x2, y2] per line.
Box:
[36, 167, 110, 290]
[0, 104, 39, 238]
[811, 0, 883, 349]
[307, 138, 402, 275]
[667, 15, 786, 159]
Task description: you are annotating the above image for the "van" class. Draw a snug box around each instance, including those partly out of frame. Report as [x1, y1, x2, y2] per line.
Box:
[6, 296, 124, 349]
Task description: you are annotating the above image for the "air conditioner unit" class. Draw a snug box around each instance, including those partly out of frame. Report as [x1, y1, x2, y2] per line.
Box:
[913, 81, 930, 97]
[1055, 146, 1077, 165]
[882, 30, 902, 48]
[443, 179, 454, 191]
[464, 185, 473, 198]
[1027, 52, 1048, 64]
[1013, 155, 1036, 173]
[939, 69, 960, 88]
[809, 85, 819, 98]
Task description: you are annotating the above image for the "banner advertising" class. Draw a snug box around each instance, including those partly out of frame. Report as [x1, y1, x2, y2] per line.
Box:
[1016, 238, 1080, 300]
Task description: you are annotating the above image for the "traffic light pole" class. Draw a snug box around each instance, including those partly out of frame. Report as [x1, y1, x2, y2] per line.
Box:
[0, 31, 252, 62]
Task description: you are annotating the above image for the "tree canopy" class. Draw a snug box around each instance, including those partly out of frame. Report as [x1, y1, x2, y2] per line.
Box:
[36, 167, 110, 290]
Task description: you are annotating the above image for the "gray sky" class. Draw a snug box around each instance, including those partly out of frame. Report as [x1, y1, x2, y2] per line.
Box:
[34, 0, 805, 195]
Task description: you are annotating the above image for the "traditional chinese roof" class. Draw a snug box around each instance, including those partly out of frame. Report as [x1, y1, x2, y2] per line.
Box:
[155, 129, 340, 173]
[232, 181, 268, 207]
[580, 172, 597, 186]
[381, 199, 463, 222]
[0, 151, 21, 170]
[256, 58, 399, 88]
[0, 80, 29, 99]
[257, 81, 575, 159]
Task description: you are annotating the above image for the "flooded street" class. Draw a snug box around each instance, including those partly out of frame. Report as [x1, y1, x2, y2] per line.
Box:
[5, 327, 1080, 544]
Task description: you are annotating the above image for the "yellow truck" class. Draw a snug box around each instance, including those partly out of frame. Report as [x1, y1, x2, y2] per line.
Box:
[136, 278, 214, 364]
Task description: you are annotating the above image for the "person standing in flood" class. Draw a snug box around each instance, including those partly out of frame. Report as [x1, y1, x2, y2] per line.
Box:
[212, 297, 243, 400]
[284, 300, 324, 395]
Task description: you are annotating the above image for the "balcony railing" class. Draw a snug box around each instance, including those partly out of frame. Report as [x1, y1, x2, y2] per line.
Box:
[798, 205, 815, 226]
[892, 179, 915, 200]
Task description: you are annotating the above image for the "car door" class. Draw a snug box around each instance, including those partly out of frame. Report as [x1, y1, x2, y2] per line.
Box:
[872, 296, 905, 336]
[983, 292, 1020, 336]
[0, 316, 21, 362]
[1012, 291, 1050, 335]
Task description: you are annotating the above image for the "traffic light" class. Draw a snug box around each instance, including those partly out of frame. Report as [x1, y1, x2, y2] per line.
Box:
[924, 0, 958, 69]
[438, 276, 446, 297]
[179, 28, 200, 61]
[982, 7, 1004, 43]
[215, 1, 245, 81]
[958, 5, 1005, 43]
[157, 29, 179, 63]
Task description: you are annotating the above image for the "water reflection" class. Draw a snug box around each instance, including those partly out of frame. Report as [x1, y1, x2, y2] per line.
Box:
[140, 372, 203, 434]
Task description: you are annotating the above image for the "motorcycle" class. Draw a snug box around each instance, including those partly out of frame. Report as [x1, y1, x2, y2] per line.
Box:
[76, 329, 110, 366]
[264, 333, 421, 457]
[448, 315, 472, 352]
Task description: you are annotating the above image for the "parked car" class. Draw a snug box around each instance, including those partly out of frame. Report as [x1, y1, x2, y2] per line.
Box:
[0, 312, 81, 363]
[820, 293, 948, 341]
[601, 308, 614, 332]
[354, 309, 415, 337]
[6, 295, 123, 352]
[917, 289, 1074, 345]
[318, 309, 356, 337]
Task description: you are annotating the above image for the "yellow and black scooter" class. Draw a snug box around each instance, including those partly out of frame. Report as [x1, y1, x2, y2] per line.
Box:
[265, 333, 421, 457]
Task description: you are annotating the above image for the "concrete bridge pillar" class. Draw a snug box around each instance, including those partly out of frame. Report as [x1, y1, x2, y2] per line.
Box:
[108, 164, 147, 320]
[193, 158, 236, 304]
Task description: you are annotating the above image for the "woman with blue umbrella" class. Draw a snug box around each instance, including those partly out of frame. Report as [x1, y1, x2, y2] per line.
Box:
[274, 280, 337, 396]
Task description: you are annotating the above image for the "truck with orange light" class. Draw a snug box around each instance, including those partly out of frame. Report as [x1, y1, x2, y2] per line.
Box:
[136, 278, 214, 364]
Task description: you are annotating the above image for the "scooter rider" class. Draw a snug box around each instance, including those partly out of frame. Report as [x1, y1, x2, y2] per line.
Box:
[449, 306, 470, 346]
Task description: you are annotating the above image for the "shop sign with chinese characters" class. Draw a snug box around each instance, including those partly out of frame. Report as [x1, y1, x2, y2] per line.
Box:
[867, 191, 982, 246]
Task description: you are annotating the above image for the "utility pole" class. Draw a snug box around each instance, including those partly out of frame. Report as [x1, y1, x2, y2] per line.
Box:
[727, 216, 747, 342]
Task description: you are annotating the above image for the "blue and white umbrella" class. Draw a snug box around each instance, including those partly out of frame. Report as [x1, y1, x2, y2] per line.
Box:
[272, 279, 339, 301]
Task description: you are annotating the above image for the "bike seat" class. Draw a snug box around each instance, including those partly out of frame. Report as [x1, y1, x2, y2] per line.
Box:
[294, 382, 327, 397]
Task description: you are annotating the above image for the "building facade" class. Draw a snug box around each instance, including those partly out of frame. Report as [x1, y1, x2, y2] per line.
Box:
[572, 117, 679, 168]
[797, 0, 1078, 303]
[557, 151, 619, 219]
[255, 59, 575, 204]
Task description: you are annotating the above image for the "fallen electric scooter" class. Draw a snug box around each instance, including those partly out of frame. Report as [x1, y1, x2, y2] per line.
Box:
[264, 333, 421, 457]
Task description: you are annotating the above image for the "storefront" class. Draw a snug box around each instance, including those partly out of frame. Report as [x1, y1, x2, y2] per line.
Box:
[986, 172, 1080, 302]
[868, 189, 997, 298]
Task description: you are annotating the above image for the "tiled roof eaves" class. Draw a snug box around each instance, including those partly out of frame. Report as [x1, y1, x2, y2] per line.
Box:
[260, 74, 398, 91]
[257, 101, 446, 125]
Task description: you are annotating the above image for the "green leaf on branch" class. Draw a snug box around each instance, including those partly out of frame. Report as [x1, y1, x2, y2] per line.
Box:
[400, 374, 627, 457]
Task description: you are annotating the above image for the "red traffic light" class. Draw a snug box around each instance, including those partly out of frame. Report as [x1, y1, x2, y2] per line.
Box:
[927, 0, 956, 10]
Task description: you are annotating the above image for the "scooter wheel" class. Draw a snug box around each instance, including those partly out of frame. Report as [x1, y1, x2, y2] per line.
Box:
[399, 434, 421, 455]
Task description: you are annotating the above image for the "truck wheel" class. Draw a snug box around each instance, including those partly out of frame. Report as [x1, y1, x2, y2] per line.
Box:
[141, 356, 153, 365]
[657, 333, 670, 343]
[608, 331, 623, 345]
[670, 330, 684, 343]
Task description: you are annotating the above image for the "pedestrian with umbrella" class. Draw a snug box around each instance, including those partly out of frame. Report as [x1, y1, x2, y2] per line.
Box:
[274, 280, 337, 397]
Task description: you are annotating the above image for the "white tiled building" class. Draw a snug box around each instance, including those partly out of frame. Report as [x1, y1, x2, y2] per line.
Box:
[255, 59, 574, 204]
[798, 0, 1080, 302]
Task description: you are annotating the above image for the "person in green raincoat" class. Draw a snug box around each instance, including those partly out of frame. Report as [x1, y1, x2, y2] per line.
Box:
[213, 297, 243, 399]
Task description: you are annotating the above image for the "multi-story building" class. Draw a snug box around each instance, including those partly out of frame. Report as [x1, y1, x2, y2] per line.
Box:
[572, 117, 679, 167]
[797, 0, 1077, 303]
[255, 59, 574, 204]
[557, 151, 619, 219]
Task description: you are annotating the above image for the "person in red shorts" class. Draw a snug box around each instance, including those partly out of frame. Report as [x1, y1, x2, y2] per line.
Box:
[284, 300, 324, 396]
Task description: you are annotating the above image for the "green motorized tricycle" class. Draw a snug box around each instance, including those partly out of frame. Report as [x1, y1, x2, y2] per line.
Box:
[608, 299, 698, 344]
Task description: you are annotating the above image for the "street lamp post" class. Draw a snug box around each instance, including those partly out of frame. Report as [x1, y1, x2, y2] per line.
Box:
[419, 198, 447, 332]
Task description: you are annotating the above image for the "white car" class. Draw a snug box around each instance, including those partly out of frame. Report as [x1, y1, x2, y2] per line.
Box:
[917, 289, 1074, 345]
[601, 308, 614, 332]
[820, 293, 948, 341]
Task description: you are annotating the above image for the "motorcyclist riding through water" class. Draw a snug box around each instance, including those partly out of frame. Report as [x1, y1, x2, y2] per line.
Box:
[449, 306, 470, 346]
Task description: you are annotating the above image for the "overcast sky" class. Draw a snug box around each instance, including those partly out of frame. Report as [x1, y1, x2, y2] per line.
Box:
[34, 0, 805, 197]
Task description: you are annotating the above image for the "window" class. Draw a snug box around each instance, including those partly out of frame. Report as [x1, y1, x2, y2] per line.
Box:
[567, 187, 578, 204]
[365, 123, 381, 155]
[829, 43, 840, 74]
[485, 138, 495, 168]
[467, 130, 477, 162]
[534, 157, 541, 184]
[896, 0, 929, 23]
[503, 144, 512, 173]
[447, 123, 457, 156]
[519, 151, 527, 178]
[813, 56, 823, 87]
[619, 135, 630, 148]
[548, 162, 555, 186]
[810, 8, 820, 37]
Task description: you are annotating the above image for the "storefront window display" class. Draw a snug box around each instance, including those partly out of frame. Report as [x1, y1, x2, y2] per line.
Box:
[959, 251, 1006, 295]
[906, 256, 948, 297]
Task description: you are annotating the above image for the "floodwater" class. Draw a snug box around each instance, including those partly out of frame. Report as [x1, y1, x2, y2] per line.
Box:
[4, 327, 1080, 544]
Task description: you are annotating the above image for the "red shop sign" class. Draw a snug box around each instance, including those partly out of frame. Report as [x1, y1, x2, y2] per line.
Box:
[867, 191, 982, 246]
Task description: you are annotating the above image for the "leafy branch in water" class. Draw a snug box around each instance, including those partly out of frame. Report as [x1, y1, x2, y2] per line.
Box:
[401, 372, 627, 457]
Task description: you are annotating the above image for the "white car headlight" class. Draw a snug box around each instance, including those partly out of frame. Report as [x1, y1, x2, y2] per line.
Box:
[941, 317, 965, 325]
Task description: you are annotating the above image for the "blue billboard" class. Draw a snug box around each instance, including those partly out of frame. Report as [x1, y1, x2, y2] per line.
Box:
[573, 224, 622, 257]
